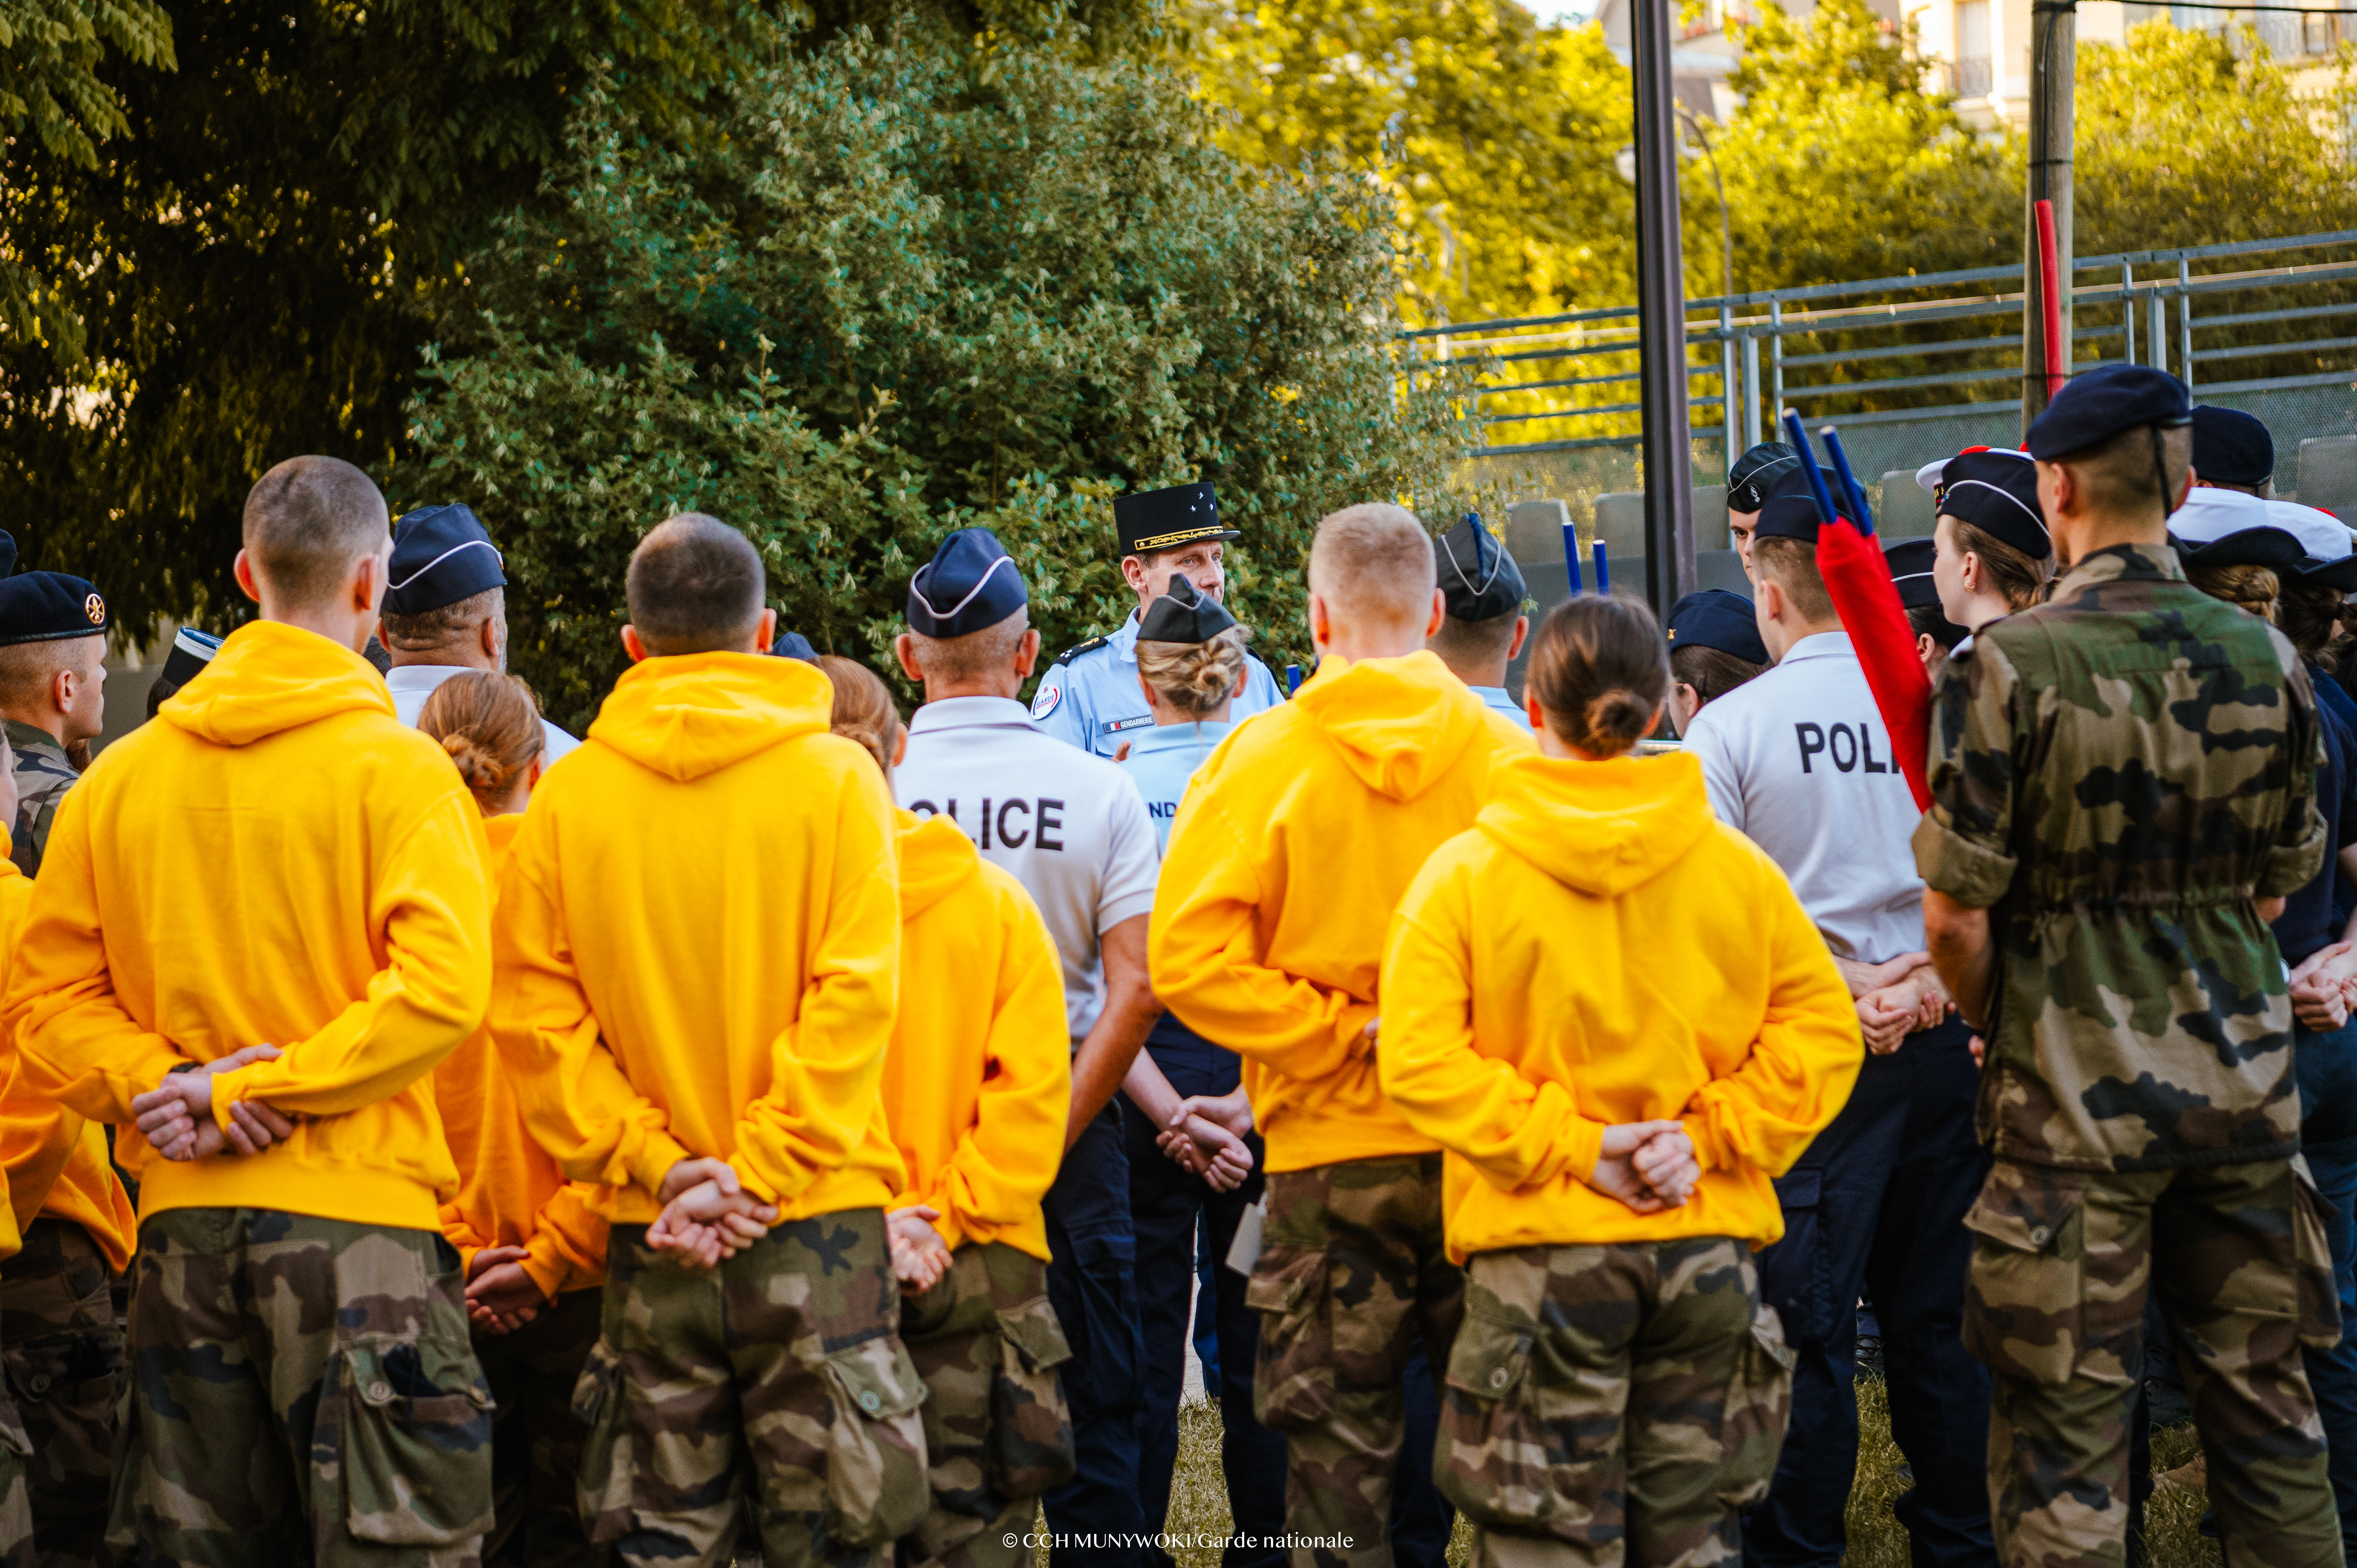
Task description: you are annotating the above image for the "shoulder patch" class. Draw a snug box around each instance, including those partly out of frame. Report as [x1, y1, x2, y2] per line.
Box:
[1031, 682, 1063, 721]
[1051, 636, 1110, 668]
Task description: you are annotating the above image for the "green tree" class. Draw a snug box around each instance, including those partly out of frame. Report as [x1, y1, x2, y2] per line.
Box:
[405, 16, 1475, 727]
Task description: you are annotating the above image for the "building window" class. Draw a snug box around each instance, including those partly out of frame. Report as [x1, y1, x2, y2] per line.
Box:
[1954, 0, 1992, 95]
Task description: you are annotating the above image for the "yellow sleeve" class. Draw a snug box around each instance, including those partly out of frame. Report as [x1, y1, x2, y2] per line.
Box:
[1150, 791, 1373, 1084]
[728, 764, 901, 1206]
[909, 882, 1070, 1252]
[209, 783, 494, 1120]
[0, 855, 82, 1229]
[1377, 855, 1603, 1191]
[438, 1204, 491, 1278]
[491, 818, 693, 1199]
[1681, 850, 1863, 1179]
[520, 1183, 609, 1301]
[10, 789, 193, 1121]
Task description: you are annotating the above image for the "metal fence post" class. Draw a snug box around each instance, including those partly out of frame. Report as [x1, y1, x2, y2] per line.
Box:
[1741, 328, 1763, 450]
[1769, 298, 1785, 426]
[1720, 304, 1740, 474]
[2179, 256, 2195, 390]
[2122, 261, 2136, 364]
[2149, 283, 2168, 377]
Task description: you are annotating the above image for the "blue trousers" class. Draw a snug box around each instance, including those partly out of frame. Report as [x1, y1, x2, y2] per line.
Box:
[2298, 1015, 2357, 1559]
[1045, 1101, 1148, 1568]
[1125, 1042, 1287, 1568]
[1743, 1023, 1996, 1568]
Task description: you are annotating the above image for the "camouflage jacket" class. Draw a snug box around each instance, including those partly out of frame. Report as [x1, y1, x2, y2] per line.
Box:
[1912, 542, 2326, 1172]
[5, 720, 75, 880]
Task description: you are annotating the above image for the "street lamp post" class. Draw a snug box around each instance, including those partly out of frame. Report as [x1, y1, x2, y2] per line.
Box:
[1629, 0, 1698, 620]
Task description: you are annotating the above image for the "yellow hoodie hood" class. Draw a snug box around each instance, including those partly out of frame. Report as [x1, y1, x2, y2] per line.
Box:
[1293, 651, 1491, 802]
[589, 652, 831, 783]
[898, 810, 979, 921]
[159, 621, 393, 746]
[1479, 752, 1714, 898]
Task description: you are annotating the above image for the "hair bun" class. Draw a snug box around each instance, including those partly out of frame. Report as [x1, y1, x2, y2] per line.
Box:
[441, 731, 505, 792]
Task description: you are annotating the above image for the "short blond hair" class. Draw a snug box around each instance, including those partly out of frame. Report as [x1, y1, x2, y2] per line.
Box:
[1308, 504, 1436, 638]
[1752, 536, 1835, 624]
[0, 636, 101, 711]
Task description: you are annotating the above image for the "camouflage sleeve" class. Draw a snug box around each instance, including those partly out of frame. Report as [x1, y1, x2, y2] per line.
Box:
[2259, 653, 2330, 899]
[1911, 639, 2020, 909]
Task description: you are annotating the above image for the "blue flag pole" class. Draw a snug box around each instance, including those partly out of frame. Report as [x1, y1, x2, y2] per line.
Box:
[1284, 663, 1302, 696]
[1564, 521, 1584, 594]
[1820, 426, 1874, 537]
[1593, 539, 1610, 594]
[1780, 409, 1840, 526]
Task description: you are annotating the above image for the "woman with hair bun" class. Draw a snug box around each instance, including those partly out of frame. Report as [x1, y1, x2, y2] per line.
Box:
[1377, 593, 1860, 1568]
[1113, 575, 1288, 1557]
[414, 671, 608, 1565]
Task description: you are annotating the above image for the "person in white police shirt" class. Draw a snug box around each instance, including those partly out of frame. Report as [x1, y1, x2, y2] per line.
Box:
[376, 503, 580, 764]
[892, 526, 1166, 1568]
[1423, 512, 1534, 732]
[1032, 482, 1284, 756]
[1681, 490, 1998, 1568]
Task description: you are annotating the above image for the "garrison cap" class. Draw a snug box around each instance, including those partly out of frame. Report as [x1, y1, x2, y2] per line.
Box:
[2271, 499, 2357, 590]
[159, 626, 223, 690]
[1883, 538, 1944, 613]
[1939, 450, 2052, 559]
[1434, 514, 1526, 623]
[1915, 445, 2032, 508]
[2027, 365, 2192, 461]
[1753, 491, 1826, 546]
[2192, 406, 2275, 489]
[771, 630, 820, 664]
[1666, 589, 1768, 665]
[383, 504, 506, 618]
[0, 532, 108, 647]
[1136, 574, 1238, 645]
[2168, 486, 2306, 571]
[908, 528, 1027, 638]
[1728, 443, 1804, 514]
[1115, 483, 1236, 559]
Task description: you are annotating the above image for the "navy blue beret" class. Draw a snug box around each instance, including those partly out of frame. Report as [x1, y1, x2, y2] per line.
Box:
[770, 630, 820, 664]
[1666, 589, 1768, 665]
[2191, 405, 2275, 489]
[384, 504, 506, 618]
[2027, 365, 2191, 461]
[1434, 514, 1526, 623]
[1753, 492, 1825, 546]
[1727, 443, 1804, 515]
[908, 528, 1028, 638]
[1939, 450, 2051, 559]
[0, 531, 108, 647]
[1115, 483, 1236, 559]
[1137, 574, 1239, 644]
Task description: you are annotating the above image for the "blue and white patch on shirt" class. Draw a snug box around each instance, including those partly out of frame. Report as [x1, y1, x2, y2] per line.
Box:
[1031, 681, 1063, 721]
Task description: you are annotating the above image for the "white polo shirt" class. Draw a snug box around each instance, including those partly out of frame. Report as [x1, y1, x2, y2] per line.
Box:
[386, 664, 581, 766]
[1681, 630, 1926, 965]
[896, 695, 1161, 1043]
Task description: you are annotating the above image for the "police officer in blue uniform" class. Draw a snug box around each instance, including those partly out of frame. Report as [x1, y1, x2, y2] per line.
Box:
[1424, 513, 1532, 731]
[1032, 483, 1284, 755]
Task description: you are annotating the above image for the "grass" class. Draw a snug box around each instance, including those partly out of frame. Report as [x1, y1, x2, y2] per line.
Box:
[1159, 1382, 2218, 1568]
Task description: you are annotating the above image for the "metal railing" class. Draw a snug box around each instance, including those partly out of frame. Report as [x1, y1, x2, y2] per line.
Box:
[1404, 228, 2357, 462]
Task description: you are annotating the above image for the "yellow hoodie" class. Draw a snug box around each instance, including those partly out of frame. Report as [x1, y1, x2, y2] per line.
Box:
[437, 813, 607, 1299]
[8, 621, 493, 1231]
[0, 848, 127, 1266]
[880, 810, 1068, 1259]
[1380, 752, 1860, 1259]
[1152, 651, 1536, 1174]
[492, 653, 903, 1223]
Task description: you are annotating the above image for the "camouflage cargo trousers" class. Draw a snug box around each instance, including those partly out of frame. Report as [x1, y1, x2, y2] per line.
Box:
[0, 1218, 122, 1568]
[1437, 1238, 1794, 1568]
[476, 1287, 608, 1568]
[0, 1366, 32, 1568]
[1245, 1155, 1465, 1568]
[112, 1207, 495, 1567]
[896, 1241, 1076, 1568]
[575, 1209, 928, 1568]
[1964, 1157, 2343, 1568]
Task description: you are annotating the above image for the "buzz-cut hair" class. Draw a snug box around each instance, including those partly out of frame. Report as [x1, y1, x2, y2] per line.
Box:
[626, 514, 765, 656]
[2055, 424, 2194, 520]
[242, 456, 391, 609]
[1308, 504, 1437, 638]
[1750, 535, 1836, 624]
[1428, 608, 1521, 666]
[0, 637, 102, 712]
[907, 608, 1030, 686]
[380, 586, 504, 653]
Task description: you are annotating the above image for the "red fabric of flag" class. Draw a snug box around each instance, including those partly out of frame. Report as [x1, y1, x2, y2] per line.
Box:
[1814, 516, 1932, 810]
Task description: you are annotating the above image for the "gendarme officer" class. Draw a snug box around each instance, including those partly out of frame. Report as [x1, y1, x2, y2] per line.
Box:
[1032, 483, 1283, 756]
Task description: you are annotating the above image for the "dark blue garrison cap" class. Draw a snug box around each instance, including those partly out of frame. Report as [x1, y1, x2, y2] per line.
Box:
[908, 529, 1028, 638]
[1137, 575, 1238, 645]
[1939, 450, 2052, 559]
[1885, 538, 1971, 651]
[1727, 443, 1804, 514]
[384, 504, 506, 617]
[1434, 513, 1526, 623]
[1752, 492, 1826, 546]
[770, 630, 820, 664]
[2027, 365, 2192, 461]
[1666, 589, 1768, 665]
[2191, 405, 2275, 488]
[0, 532, 107, 647]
